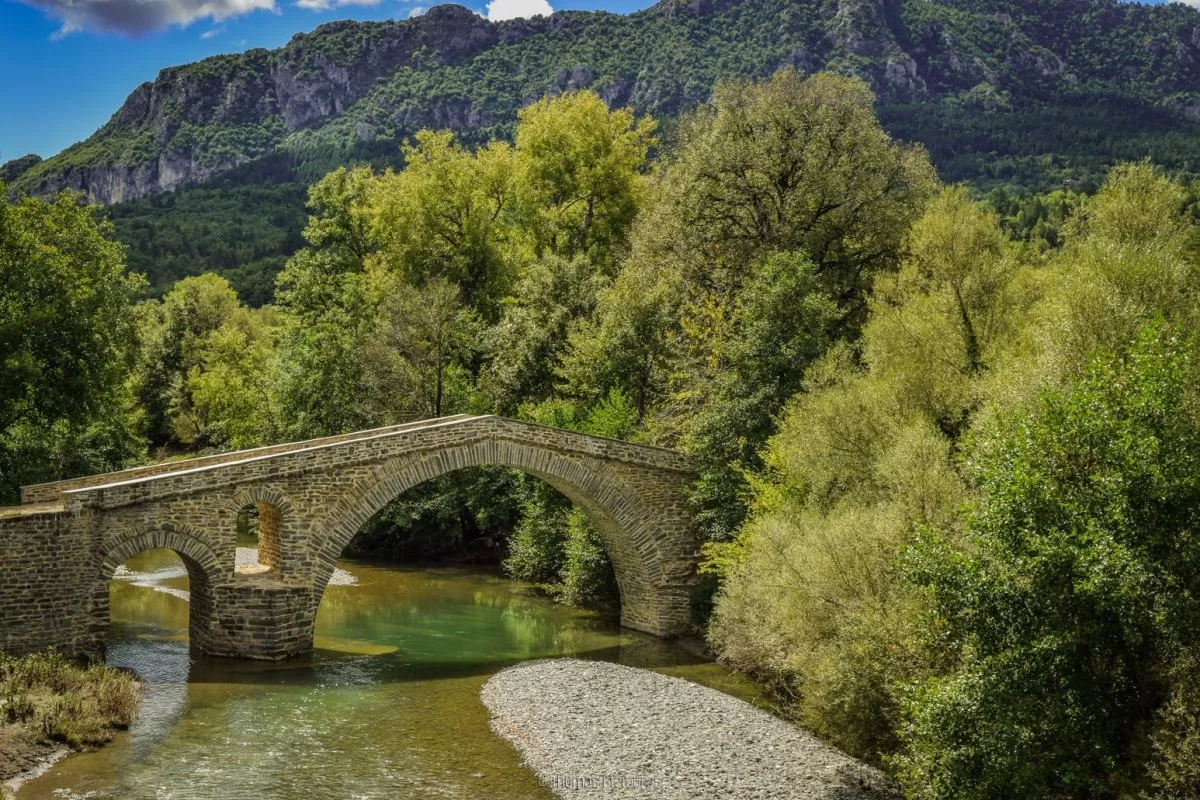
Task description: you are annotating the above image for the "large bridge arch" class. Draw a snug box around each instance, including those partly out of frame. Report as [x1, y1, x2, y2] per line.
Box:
[310, 437, 693, 636]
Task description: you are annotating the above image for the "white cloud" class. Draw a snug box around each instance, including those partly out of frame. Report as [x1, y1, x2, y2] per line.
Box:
[296, 0, 379, 10]
[485, 0, 551, 22]
[405, 4, 428, 18]
[20, 0, 275, 37]
[200, 25, 225, 39]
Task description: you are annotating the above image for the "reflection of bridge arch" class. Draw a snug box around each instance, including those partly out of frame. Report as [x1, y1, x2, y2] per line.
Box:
[0, 416, 699, 661]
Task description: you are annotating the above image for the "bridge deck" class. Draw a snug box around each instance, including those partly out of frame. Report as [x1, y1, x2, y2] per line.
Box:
[9, 415, 693, 516]
[18, 415, 479, 505]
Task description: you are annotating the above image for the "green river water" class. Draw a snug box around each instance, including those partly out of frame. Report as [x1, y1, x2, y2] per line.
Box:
[16, 548, 761, 799]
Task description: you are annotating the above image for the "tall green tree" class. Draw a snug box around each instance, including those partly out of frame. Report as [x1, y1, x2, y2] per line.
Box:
[633, 68, 937, 316]
[674, 251, 839, 537]
[137, 273, 257, 445]
[565, 69, 938, 540]
[0, 187, 144, 500]
[514, 91, 656, 266]
[369, 132, 518, 321]
[362, 276, 482, 420]
[185, 307, 281, 450]
[898, 325, 1200, 800]
[274, 167, 378, 439]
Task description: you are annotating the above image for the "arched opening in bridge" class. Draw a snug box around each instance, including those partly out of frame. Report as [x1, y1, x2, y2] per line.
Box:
[312, 467, 621, 653]
[100, 547, 201, 731]
[301, 429, 695, 644]
[236, 500, 283, 575]
[351, 467, 615, 603]
[104, 548, 210, 651]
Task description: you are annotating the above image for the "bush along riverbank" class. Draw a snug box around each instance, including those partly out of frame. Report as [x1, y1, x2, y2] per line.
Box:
[0, 652, 141, 788]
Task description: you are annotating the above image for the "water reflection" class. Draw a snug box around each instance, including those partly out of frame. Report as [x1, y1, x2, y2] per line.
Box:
[18, 552, 762, 799]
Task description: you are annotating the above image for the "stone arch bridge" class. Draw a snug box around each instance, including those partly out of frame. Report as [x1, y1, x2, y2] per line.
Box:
[0, 416, 699, 661]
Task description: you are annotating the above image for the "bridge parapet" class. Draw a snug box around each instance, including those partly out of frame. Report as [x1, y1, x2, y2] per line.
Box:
[21, 415, 477, 504]
[59, 416, 693, 513]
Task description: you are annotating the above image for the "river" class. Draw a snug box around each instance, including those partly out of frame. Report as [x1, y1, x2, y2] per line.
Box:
[15, 548, 761, 799]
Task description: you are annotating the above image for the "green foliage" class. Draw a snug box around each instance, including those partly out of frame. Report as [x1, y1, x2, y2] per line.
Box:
[346, 467, 523, 562]
[273, 167, 377, 439]
[566, 69, 937, 541]
[0, 650, 140, 749]
[503, 478, 572, 587]
[897, 324, 1200, 799]
[708, 161, 1200, 794]
[985, 184, 1083, 248]
[136, 273, 267, 446]
[108, 182, 308, 306]
[0, 187, 144, 500]
[483, 254, 607, 414]
[186, 308, 281, 450]
[1147, 652, 1200, 800]
[641, 69, 937, 321]
[368, 131, 519, 321]
[707, 185, 1015, 763]
[879, 95, 1200, 194]
[558, 509, 619, 611]
[677, 251, 840, 539]
[362, 276, 484, 420]
[513, 91, 656, 265]
[0, 155, 41, 184]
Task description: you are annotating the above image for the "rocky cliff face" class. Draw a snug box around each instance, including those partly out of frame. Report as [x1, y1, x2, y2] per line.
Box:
[12, 0, 1200, 205]
[15, 5, 502, 203]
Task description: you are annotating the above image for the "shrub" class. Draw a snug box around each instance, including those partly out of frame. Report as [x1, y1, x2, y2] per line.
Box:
[0, 651, 140, 749]
[558, 510, 618, 611]
[897, 324, 1200, 799]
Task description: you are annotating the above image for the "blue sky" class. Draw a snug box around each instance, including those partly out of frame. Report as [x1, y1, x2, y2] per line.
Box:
[0, 0, 654, 162]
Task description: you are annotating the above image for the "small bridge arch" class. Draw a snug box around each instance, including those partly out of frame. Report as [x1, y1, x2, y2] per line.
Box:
[90, 524, 223, 652]
[0, 416, 700, 661]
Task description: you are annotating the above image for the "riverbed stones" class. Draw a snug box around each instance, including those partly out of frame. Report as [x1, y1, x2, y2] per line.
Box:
[0, 416, 700, 661]
[481, 659, 899, 800]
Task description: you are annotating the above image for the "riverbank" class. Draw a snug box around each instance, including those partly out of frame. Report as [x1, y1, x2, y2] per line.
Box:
[482, 659, 898, 800]
[0, 652, 140, 791]
[0, 731, 60, 786]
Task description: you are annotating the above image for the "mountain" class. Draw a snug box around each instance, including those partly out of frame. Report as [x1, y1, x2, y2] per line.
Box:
[9, 0, 1200, 305]
[11, 0, 1200, 206]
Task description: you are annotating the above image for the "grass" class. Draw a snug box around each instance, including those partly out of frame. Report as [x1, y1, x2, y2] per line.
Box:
[0, 651, 140, 749]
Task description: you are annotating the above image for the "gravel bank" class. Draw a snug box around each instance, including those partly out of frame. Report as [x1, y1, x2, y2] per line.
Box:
[481, 659, 898, 800]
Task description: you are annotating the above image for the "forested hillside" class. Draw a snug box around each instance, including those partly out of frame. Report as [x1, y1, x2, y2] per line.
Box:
[9, 0, 1200, 300]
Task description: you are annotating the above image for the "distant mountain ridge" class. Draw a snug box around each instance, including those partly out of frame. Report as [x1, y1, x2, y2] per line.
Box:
[10, 0, 1200, 205]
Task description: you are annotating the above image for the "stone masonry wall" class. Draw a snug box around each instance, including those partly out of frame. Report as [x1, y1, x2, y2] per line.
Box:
[0, 508, 97, 656]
